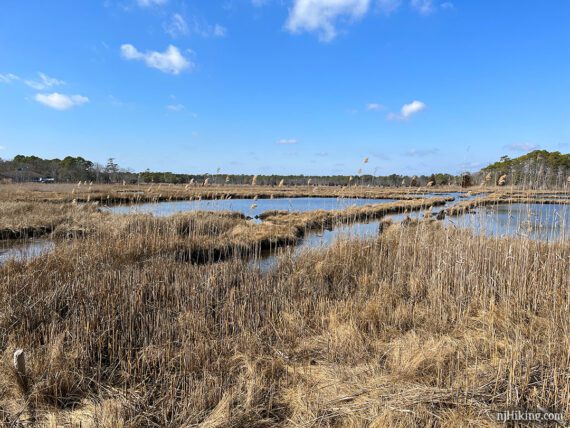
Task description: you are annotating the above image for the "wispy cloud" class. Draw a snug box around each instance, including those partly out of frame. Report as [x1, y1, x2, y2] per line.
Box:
[366, 103, 385, 111]
[166, 103, 185, 112]
[277, 138, 299, 145]
[404, 148, 439, 157]
[164, 14, 188, 38]
[137, 0, 167, 7]
[371, 152, 391, 160]
[191, 18, 228, 38]
[284, 0, 445, 41]
[35, 93, 89, 110]
[410, 0, 434, 15]
[213, 24, 227, 37]
[503, 143, 540, 153]
[25, 72, 65, 90]
[460, 161, 484, 170]
[0, 73, 19, 83]
[120, 44, 193, 74]
[0, 145, 6, 150]
[377, 0, 401, 15]
[285, 0, 370, 42]
[387, 100, 426, 121]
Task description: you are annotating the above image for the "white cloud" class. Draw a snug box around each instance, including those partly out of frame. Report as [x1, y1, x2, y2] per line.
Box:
[164, 14, 188, 38]
[411, 0, 434, 14]
[366, 103, 385, 111]
[286, 0, 370, 42]
[277, 139, 299, 145]
[25, 72, 65, 90]
[440, 2, 454, 10]
[166, 103, 185, 112]
[387, 100, 426, 120]
[137, 0, 167, 7]
[120, 44, 192, 75]
[0, 145, 5, 150]
[401, 100, 426, 117]
[503, 143, 540, 153]
[35, 93, 89, 110]
[0, 73, 19, 83]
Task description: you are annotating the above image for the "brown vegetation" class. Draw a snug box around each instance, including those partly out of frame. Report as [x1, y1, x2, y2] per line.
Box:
[0, 183, 471, 205]
[0, 185, 569, 426]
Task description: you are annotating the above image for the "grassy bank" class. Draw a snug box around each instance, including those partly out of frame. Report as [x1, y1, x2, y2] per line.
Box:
[446, 192, 570, 216]
[0, 217, 568, 426]
[0, 198, 448, 257]
[0, 182, 526, 205]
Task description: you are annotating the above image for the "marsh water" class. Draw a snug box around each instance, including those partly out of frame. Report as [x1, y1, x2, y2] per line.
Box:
[105, 197, 398, 219]
[0, 239, 55, 265]
[250, 202, 570, 271]
[2, 195, 569, 266]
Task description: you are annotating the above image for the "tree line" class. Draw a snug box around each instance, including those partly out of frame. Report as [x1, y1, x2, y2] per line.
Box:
[480, 150, 570, 188]
[1, 150, 568, 188]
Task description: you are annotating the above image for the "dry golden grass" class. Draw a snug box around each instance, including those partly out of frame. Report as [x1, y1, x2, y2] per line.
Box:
[0, 186, 569, 427]
[0, 183, 472, 205]
[0, 197, 448, 262]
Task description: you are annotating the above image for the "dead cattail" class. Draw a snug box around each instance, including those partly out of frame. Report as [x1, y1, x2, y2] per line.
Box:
[204, 178, 209, 186]
[401, 179, 406, 186]
[427, 181, 434, 187]
[498, 174, 507, 186]
[485, 172, 492, 184]
[225, 176, 230, 184]
[307, 178, 312, 185]
[189, 178, 195, 185]
[252, 175, 258, 186]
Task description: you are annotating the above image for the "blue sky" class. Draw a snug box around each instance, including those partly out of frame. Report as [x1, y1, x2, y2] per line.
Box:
[0, 0, 569, 175]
